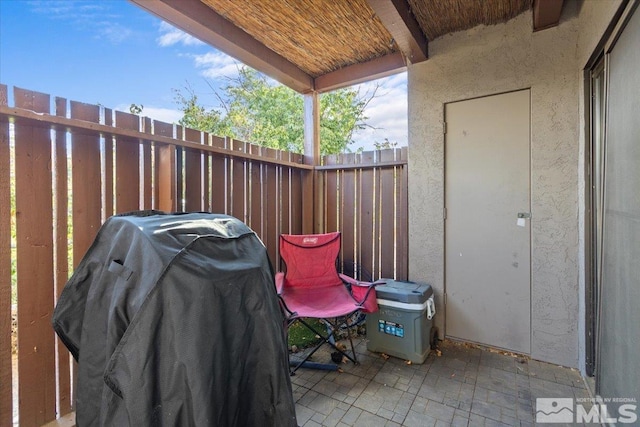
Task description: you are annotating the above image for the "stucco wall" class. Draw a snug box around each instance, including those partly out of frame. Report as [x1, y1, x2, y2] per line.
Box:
[407, 6, 583, 367]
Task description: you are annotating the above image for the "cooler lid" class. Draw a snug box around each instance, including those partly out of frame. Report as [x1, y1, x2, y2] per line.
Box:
[374, 279, 433, 304]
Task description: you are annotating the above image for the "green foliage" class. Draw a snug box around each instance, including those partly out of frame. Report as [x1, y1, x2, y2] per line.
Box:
[9, 147, 16, 304]
[373, 138, 398, 150]
[288, 318, 323, 348]
[174, 67, 376, 155]
[129, 104, 144, 115]
[319, 89, 371, 155]
[11, 249, 16, 304]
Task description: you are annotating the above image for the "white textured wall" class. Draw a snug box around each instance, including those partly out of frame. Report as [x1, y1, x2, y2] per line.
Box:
[408, 6, 584, 367]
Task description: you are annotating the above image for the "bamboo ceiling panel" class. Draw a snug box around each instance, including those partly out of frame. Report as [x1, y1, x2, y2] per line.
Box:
[407, 0, 531, 40]
[201, 0, 397, 77]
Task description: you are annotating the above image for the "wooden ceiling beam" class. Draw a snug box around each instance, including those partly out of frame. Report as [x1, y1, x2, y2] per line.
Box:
[314, 52, 406, 93]
[129, 0, 315, 93]
[533, 0, 564, 31]
[367, 0, 428, 63]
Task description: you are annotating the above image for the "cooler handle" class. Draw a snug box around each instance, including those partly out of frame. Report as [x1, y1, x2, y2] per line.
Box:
[426, 296, 436, 320]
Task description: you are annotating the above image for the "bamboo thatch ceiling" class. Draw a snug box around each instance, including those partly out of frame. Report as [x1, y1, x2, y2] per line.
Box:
[131, 0, 562, 93]
[408, 0, 531, 40]
[201, 0, 397, 77]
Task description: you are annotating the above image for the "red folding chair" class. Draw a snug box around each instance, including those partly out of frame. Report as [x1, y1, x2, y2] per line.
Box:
[275, 232, 380, 374]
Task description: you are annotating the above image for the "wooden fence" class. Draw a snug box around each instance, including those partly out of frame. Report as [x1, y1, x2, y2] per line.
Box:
[319, 149, 408, 281]
[0, 85, 407, 426]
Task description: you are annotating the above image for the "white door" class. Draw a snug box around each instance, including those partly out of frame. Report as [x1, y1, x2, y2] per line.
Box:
[445, 90, 531, 354]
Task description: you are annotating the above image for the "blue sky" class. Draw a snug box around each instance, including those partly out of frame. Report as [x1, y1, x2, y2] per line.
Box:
[0, 0, 407, 151]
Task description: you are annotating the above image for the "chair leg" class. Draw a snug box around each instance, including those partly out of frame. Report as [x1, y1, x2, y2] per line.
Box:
[344, 318, 358, 365]
[320, 318, 358, 365]
[288, 317, 359, 375]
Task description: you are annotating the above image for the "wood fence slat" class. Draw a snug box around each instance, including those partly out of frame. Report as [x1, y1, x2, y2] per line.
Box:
[231, 140, 246, 222]
[153, 122, 182, 212]
[300, 169, 314, 234]
[142, 118, 153, 210]
[175, 127, 185, 212]
[281, 166, 291, 235]
[153, 143, 161, 210]
[157, 145, 177, 213]
[398, 148, 409, 279]
[103, 109, 114, 220]
[14, 88, 56, 427]
[184, 128, 202, 212]
[54, 97, 72, 416]
[153, 122, 174, 212]
[0, 84, 13, 427]
[291, 169, 303, 235]
[359, 152, 375, 281]
[70, 101, 102, 263]
[324, 154, 339, 234]
[248, 145, 263, 236]
[340, 154, 356, 277]
[69, 99, 102, 423]
[209, 136, 227, 214]
[68, 100, 100, 417]
[263, 148, 279, 268]
[114, 111, 140, 213]
[379, 150, 397, 279]
[202, 135, 212, 212]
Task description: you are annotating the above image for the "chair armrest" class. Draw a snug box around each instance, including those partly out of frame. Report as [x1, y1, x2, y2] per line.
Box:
[339, 274, 384, 313]
[275, 272, 285, 295]
[274, 273, 298, 322]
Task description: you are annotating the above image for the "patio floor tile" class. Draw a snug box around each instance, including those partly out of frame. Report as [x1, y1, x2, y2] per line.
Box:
[293, 338, 589, 426]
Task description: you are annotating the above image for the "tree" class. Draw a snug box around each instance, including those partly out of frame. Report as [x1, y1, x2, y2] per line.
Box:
[174, 67, 377, 155]
[373, 138, 398, 150]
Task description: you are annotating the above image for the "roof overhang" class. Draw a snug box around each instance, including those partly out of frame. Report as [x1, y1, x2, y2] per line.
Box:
[533, 0, 565, 32]
[130, 0, 562, 93]
[131, 0, 316, 93]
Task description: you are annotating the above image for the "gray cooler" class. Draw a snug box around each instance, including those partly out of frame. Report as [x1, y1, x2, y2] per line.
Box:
[366, 280, 435, 364]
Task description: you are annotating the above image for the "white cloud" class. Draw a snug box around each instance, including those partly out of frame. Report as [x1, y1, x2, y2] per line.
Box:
[114, 104, 184, 125]
[28, 0, 134, 44]
[96, 22, 133, 44]
[351, 72, 408, 151]
[28, 0, 104, 19]
[157, 22, 204, 47]
[190, 52, 242, 80]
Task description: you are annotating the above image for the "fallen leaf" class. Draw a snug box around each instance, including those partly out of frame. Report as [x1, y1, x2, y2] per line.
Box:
[381, 353, 390, 360]
[406, 360, 412, 365]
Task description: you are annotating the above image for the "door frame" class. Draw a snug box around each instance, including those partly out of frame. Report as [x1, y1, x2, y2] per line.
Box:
[583, 0, 637, 380]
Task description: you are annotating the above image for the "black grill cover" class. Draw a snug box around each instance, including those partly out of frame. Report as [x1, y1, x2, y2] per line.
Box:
[52, 211, 297, 426]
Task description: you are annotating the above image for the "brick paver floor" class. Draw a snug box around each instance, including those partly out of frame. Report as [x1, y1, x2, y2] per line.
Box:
[292, 338, 590, 426]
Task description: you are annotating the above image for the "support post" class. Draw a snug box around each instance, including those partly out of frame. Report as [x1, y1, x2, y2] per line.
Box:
[303, 92, 322, 233]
